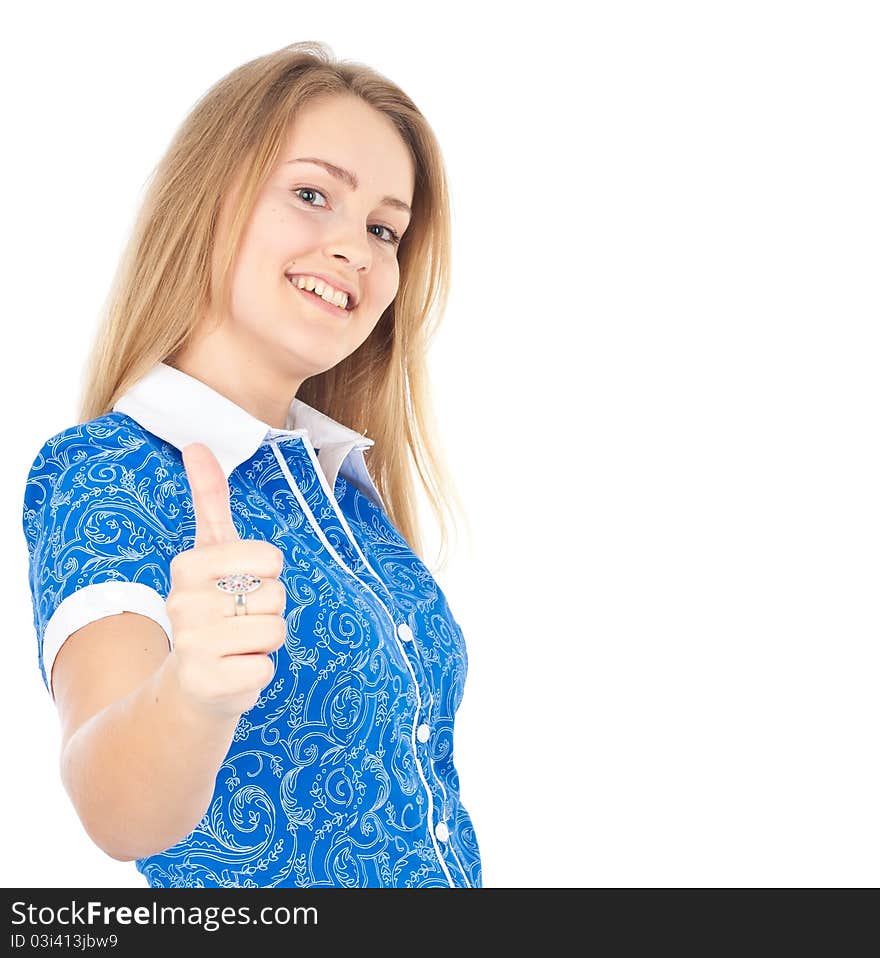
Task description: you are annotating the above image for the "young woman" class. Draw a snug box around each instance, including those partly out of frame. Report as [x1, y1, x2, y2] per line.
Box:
[22, 41, 482, 888]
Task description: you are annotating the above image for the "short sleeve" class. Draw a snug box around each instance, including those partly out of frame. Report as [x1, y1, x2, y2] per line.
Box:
[22, 417, 182, 702]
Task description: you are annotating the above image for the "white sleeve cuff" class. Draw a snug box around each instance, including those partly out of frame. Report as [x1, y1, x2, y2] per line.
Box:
[43, 581, 174, 702]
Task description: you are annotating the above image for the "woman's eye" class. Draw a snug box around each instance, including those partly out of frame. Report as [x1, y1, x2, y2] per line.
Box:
[293, 187, 328, 208]
[369, 224, 402, 246]
[292, 187, 402, 247]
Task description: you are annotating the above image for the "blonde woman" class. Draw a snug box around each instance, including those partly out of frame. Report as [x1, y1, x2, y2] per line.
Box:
[22, 41, 481, 889]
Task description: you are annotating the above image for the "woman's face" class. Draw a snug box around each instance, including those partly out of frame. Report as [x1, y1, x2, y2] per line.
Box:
[209, 94, 415, 391]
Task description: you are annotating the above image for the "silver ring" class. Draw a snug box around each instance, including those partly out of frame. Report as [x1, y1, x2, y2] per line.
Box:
[216, 572, 263, 616]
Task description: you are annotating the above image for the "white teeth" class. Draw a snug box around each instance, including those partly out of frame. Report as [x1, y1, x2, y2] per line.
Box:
[287, 274, 350, 310]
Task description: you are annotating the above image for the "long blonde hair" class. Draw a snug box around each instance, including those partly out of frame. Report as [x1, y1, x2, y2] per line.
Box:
[78, 41, 468, 572]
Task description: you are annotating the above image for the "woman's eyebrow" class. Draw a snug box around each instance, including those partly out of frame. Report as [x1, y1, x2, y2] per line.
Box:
[285, 156, 412, 216]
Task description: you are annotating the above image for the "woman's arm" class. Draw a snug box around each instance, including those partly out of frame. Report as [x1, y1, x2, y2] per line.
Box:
[55, 612, 239, 862]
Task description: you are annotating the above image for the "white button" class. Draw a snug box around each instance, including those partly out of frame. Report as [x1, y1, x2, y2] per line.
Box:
[435, 822, 450, 843]
[397, 623, 414, 642]
[416, 723, 431, 742]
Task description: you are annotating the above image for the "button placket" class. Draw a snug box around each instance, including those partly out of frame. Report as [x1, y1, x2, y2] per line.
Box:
[292, 436, 465, 887]
[268, 438, 456, 887]
[393, 623, 451, 859]
[298, 439, 438, 749]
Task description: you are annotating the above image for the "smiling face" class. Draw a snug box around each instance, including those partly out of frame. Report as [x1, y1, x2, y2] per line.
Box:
[170, 93, 416, 428]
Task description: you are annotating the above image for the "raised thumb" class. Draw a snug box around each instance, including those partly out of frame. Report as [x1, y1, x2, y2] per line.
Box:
[182, 442, 241, 548]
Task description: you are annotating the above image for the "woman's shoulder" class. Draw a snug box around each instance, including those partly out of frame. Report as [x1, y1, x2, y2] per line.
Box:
[23, 412, 183, 550]
[26, 411, 173, 479]
[23, 412, 181, 519]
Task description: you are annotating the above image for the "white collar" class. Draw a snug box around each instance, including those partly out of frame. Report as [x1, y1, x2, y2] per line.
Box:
[112, 362, 384, 510]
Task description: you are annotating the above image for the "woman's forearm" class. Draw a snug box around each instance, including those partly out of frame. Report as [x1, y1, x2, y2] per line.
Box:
[59, 654, 240, 862]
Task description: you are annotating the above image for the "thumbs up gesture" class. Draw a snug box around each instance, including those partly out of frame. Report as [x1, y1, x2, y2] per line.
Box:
[165, 443, 288, 719]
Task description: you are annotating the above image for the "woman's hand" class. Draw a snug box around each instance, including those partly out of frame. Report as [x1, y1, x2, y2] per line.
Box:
[165, 443, 287, 720]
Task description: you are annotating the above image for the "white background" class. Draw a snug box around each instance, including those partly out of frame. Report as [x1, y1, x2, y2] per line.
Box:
[2, 0, 878, 888]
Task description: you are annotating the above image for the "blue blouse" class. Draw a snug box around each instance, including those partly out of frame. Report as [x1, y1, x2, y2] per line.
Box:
[21, 362, 482, 888]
